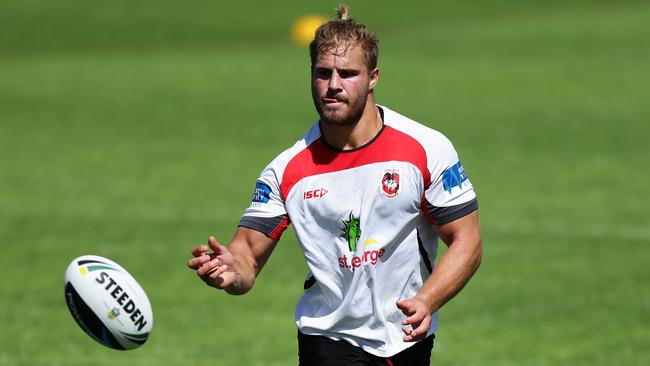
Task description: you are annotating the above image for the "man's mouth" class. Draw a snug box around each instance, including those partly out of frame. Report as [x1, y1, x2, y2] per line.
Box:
[323, 97, 344, 104]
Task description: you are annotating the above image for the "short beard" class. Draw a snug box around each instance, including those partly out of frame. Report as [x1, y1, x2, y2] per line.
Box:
[313, 93, 367, 127]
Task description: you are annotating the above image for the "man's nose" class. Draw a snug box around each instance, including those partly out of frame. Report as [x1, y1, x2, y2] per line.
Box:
[328, 70, 342, 91]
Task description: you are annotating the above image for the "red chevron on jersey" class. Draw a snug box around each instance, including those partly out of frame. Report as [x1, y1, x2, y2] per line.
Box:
[279, 125, 430, 201]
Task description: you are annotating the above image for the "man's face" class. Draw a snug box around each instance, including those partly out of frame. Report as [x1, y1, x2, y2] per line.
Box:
[311, 44, 379, 126]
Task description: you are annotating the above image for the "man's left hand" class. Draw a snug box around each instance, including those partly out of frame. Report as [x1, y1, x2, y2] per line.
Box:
[396, 297, 432, 342]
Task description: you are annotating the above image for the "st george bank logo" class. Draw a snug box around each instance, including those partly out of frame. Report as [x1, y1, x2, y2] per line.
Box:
[338, 248, 385, 270]
[338, 213, 385, 270]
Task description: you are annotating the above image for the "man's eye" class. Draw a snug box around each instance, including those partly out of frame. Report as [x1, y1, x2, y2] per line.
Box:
[339, 71, 353, 78]
[316, 69, 332, 78]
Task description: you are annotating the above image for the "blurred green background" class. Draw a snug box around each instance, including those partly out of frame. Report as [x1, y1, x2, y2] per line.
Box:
[1, 0, 649, 365]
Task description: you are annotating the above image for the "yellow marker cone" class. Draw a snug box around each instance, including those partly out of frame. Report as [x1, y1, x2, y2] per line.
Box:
[291, 15, 327, 46]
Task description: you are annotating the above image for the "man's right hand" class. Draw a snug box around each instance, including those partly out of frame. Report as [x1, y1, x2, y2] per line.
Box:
[187, 236, 236, 290]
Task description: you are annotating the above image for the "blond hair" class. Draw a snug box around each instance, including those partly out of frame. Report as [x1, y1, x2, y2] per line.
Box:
[309, 5, 379, 71]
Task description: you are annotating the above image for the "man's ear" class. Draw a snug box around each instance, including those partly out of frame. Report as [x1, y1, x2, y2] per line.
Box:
[369, 67, 380, 90]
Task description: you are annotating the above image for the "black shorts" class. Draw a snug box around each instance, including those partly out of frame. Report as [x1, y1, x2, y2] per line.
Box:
[297, 331, 435, 366]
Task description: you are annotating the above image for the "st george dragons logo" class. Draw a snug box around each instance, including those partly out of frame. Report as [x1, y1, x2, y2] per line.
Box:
[381, 169, 400, 198]
[340, 212, 361, 252]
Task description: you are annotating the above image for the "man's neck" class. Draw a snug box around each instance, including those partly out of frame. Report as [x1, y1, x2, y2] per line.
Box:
[320, 99, 383, 151]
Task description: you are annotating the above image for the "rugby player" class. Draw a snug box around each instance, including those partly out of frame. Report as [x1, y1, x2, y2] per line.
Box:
[188, 5, 482, 365]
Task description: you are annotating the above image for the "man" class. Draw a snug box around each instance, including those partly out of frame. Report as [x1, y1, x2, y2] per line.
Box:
[187, 5, 482, 365]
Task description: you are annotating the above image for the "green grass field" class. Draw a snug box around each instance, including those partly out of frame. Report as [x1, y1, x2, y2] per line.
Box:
[1, 0, 649, 365]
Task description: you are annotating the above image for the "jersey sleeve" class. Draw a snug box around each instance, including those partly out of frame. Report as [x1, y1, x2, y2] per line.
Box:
[423, 135, 478, 225]
[238, 162, 290, 240]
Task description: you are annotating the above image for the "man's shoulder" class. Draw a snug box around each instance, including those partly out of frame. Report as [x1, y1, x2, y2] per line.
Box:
[381, 105, 453, 151]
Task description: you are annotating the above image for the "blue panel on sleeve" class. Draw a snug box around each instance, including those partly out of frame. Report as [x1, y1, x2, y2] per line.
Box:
[441, 161, 468, 193]
[252, 181, 272, 203]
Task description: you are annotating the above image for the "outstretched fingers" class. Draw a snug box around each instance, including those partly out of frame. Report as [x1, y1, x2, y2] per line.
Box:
[191, 244, 209, 257]
[187, 244, 210, 269]
[187, 236, 238, 290]
[208, 236, 228, 255]
[196, 255, 223, 276]
[187, 238, 223, 270]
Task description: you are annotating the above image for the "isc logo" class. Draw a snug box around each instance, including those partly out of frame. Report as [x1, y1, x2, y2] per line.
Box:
[303, 188, 328, 200]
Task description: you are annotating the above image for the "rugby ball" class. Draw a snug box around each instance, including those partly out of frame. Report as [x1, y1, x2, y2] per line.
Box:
[64, 255, 153, 350]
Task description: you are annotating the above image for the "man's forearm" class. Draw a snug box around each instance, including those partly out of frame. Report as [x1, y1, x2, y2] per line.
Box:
[416, 236, 482, 313]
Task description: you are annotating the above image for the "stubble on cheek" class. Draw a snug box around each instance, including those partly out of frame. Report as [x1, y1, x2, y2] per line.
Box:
[312, 77, 366, 126]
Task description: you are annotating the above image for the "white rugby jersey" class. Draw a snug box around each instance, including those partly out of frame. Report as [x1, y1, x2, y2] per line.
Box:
[239, 105, 477, 357]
